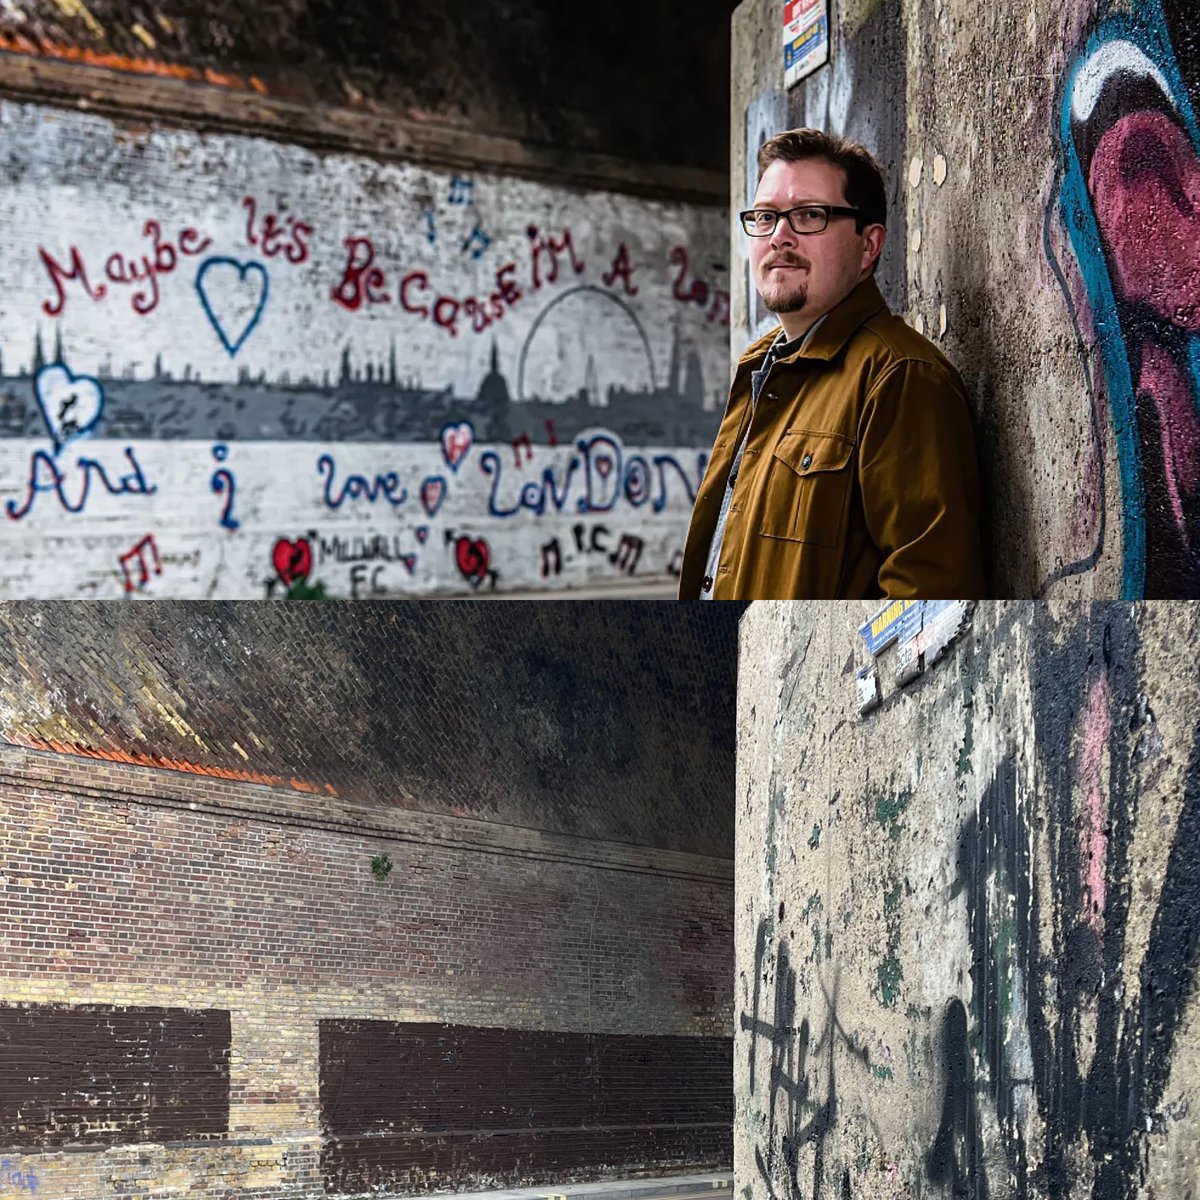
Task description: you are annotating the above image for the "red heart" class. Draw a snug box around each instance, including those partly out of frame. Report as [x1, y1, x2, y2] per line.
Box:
[595, 455, 614, 479]
[455, 536, 489, 583]
[273, 537, 312, 586]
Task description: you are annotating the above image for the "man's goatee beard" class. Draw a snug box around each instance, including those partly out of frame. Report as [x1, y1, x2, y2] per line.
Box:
[764, 284, 808, 315]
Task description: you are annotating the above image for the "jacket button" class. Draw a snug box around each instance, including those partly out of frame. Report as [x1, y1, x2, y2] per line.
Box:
[801, 453, 813, 470]
[702, 575, 713, 593]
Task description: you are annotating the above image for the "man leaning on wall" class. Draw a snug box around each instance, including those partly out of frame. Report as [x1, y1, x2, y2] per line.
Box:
[678, 129, 984, 601]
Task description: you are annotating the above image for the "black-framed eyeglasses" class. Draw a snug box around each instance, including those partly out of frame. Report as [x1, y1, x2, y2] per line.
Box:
[739, 205, 862, 236]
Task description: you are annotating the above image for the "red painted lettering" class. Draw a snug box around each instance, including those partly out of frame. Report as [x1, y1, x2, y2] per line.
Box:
[496, 262, 522, 305]
[128, 256, 161, 315]
[288, 222, 313, 265]
[261, 213, 285, 258]
[243, 196, 258, 246]
[602, 242, 639, 296]
[464, 297, 492, 333]
[400, 270, 431, 318]
[40, 245, 106, 317]
[433, 295, 461, 338]
[105, 253, 131, 285]
[670, 245, 693, 302]
[144, 220, 177, 275]
[332, 236, 390, 311]
[179, 228, 212, 256]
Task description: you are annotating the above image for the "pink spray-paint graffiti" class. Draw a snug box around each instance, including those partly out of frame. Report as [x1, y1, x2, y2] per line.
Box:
[1052, 0, 1200, 597]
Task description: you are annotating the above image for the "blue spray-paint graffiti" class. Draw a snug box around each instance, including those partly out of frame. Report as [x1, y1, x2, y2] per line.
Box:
[210, 443, 239, 531]
[33, 362, 105, 454]
[195, 257, 269, 357]
[5, 447, 157, 521]
[461, 225, 493, 261]
[317, 453, 408, 511]
[0, 1159, 39, 1195]
[447, 176, 475, 206]
[479, 436, 706, 518]
[1052, 0, 1200, 597]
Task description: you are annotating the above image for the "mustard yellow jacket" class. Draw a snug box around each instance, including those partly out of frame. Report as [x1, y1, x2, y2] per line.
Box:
[678, 277, 984, 600]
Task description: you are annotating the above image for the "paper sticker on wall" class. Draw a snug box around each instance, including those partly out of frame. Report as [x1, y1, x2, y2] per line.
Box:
[856, 599, 974, 714]
[784, 0, 830, 88]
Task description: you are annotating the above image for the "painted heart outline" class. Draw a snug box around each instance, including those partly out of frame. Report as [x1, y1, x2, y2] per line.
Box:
[420, 475, 448, 518]
[196, 257, 270, 357]
[440, 421, 474, 472]
[33, 362, 105, 454]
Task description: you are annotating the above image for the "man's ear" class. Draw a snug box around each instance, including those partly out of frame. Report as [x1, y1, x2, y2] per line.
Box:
[863, 224, 887, 274]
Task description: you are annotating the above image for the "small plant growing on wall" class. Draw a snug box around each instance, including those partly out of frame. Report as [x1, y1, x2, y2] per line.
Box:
[370, 853, 394, 881]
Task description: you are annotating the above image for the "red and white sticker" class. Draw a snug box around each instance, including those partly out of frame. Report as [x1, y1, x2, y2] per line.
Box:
[784, 0, 829, 88]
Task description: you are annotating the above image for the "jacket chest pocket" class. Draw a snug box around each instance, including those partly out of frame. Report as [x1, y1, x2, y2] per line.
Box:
[759, 428, 855, 549]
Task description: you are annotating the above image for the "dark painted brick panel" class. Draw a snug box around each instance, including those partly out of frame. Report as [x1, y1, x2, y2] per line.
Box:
[319, 1022, 732, 1192]
[0, 1003, 230, 1149]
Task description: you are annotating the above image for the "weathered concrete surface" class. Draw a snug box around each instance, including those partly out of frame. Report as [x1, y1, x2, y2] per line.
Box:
[736, 601, 1200, 1198]
[731, 0, 1200, 599]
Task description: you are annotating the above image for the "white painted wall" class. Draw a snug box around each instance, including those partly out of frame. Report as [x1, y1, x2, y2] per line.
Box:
[0, 101, 730, 597]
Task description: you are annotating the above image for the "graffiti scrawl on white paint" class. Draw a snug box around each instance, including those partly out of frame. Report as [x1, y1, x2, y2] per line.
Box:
[0, 101, 730, 597]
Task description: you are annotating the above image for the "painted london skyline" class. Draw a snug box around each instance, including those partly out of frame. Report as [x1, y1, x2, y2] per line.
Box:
[0, 321, 722, 447]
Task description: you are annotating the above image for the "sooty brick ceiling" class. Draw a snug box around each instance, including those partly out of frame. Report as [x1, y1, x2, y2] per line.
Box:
[0, 602, 743, 859]
[0, 0, 739, 175]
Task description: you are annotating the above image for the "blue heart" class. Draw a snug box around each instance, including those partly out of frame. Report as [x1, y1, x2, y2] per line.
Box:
[34, 363, 105, 454]
[196, 257, 270, 357]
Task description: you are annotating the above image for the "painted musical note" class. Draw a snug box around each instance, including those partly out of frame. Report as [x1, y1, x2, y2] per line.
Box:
[461, 224, 492, 261]
[448, 176, 475, 206]
[119, 534, 162, 593]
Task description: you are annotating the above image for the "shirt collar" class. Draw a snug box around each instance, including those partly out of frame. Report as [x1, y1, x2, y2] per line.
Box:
[738, 275, 890, 368]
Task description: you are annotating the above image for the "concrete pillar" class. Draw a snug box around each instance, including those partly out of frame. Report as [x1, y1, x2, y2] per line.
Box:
[736, 600, 1200, 1197]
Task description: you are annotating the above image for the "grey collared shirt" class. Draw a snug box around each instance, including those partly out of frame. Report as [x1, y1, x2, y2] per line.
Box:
[700, 318, 826, 599]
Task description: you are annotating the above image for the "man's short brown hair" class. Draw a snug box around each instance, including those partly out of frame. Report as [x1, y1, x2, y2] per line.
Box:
[757, 128, 887, 231]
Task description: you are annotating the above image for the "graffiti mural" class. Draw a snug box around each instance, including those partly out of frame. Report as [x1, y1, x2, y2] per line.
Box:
[0, 100, 727, 596]
[1053, 0, 1200, 597]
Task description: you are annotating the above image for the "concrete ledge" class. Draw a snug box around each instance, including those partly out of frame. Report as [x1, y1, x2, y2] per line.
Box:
[435, 1174, 733, 1200]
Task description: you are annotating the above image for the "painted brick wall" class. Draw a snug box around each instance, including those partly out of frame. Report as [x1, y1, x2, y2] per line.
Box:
[320, 1024, 732, 1192]
[0, 93, 729, 597]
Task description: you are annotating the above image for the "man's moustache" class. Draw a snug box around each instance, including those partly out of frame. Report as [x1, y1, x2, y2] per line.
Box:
[763, 257, 809, 270]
